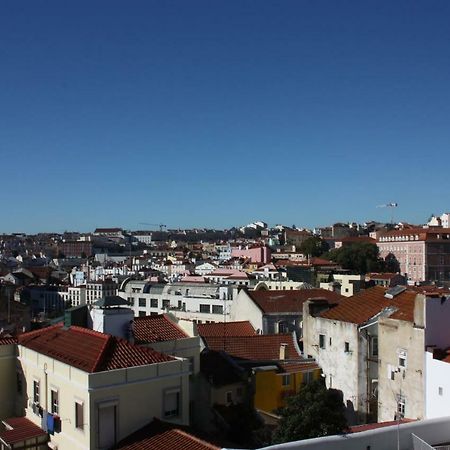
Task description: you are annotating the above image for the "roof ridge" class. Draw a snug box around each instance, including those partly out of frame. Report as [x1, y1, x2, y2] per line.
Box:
[162, 314, 189, 337]
[18, 323, 63, 343]
[92, 334, 113, 372]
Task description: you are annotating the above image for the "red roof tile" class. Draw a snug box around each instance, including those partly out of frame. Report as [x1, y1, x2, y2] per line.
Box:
[0, 337, 17, 345]
[116, 418, 219, 450]
[18, 324, 173, 373]
[279, 360, 320, 373]
[202, 333, 302, 361]
[349, 419, 415, 433]
[247, 289, 343, 314]
[319, 286, 418, 324]
[133, 314, 188, 344]
[197, 321, 256, 338]
[366, 272, 399, 280]
[0, 417, 47, 445]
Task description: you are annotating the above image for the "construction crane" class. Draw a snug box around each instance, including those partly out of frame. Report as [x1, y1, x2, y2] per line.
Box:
[138, 222, 167, 232]
[376, 202, 398, 224]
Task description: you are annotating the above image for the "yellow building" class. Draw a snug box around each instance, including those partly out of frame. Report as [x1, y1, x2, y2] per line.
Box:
[253, 361, 321, 413]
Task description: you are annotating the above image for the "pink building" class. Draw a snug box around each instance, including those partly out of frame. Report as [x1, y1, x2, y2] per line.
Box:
[231, 245, 271, 264]
[377, 228, 450, 283]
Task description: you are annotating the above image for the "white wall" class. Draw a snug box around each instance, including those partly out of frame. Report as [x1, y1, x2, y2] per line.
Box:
[425, 351, 450, 419]
[230, 290, 263, 333]
[302, 315, 366, 416]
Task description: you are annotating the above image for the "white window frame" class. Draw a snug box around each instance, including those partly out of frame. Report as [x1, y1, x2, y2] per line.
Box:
[75, 400, 84, 430]
[163, 388, 181, 418]
[398, 349, 407, 368]
[33, 379, 40, 404]
[50, 388, 59, 415]
[397, 395, 406, 417]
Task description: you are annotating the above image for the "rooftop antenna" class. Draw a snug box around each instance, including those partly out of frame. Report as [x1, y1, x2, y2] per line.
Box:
[377, 202, 398, 225]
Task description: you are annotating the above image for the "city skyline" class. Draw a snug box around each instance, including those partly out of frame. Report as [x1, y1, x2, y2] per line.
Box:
[1, 1, 449, 232]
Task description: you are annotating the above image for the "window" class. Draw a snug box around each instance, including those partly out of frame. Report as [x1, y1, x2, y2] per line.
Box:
[33, 380, 40, 404]
[164, 389, 180, 418]
[51, 389, 59, 415]
[237, 387, 243, 398]
[319, 334, 325, 349]
[398, 350, 407, 368]
[75, 402, 84, 429]
[212, 305, 223, 314]
[397, 395, 406, 418]
[150, 298, 158, 308]
[138, 311, 146, 317]
[371, 337, 379, 358]
[344, 342, 350, 353]
[303, 371, 313, 384]
[162, 299, 170, 310]
[226, 391, 233, 404]
[278, 321, 288, 333]
[16, 373, 22, 394]
[138, 298, 146, 307]
[282, 374, 291, 386]
[329, 337, 332, 346]
[439, 387, 444, 396]
[199, 304, 210, 314]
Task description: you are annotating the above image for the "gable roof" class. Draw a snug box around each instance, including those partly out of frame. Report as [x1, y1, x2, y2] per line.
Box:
[246, 288, 343, 314]
[202, 333, 301, 361]
[197, 321, 256, 338]
[319, 286, 418, 325]
[116, 418, 219, 450]
[133, 314, 188, 344]
[18, 324, 174, 373]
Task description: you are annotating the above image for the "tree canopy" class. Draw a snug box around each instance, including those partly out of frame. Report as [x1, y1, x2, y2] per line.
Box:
[273, 379, 348, 444]
[326, 242, 385, 274]
[299, 236, 330, 257]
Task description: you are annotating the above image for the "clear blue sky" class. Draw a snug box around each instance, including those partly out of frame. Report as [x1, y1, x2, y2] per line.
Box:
[1, 1, 449, 233]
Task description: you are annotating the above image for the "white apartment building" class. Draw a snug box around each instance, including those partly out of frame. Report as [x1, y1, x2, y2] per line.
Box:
[13, 324, 190, 450]
[119, 279, 236, 324]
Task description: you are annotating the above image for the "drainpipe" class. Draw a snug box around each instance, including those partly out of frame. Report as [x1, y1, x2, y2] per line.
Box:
[44, 363, 48, 412]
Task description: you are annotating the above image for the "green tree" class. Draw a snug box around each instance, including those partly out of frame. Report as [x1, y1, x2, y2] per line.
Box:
[299, 237, 330, 257]
[273, 379, 348, 444]
[326, 243, 384, 274]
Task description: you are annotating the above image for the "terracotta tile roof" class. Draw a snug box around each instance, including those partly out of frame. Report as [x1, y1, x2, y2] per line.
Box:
[116, 418, 219, 450]
[319, 286, 418, 324]
[201, 351, 243, 386]
[366, 272, 399, 280]
[378, 227, 450, 241]
[348, 419, 415, 433]
[278, 360, 320, 373]
[247, 289, 343, 314]
[0, 417, 47, 445]
[409, 285, 450, 298]
[202, 333, 301, 361]
[197, 321, 256, 338]
[18, 324, 173, 373]
[0, 337, 17, 345]
[338, 236, 376, 244]
[133, 314, 188, 344]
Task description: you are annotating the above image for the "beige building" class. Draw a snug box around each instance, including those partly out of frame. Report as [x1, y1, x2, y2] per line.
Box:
[11, 324, 190, 450]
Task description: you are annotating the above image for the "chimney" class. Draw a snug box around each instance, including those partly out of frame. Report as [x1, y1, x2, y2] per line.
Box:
[279, 343, 288, 360]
